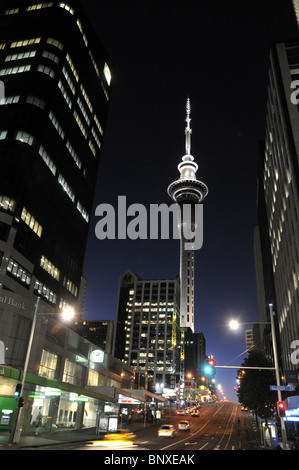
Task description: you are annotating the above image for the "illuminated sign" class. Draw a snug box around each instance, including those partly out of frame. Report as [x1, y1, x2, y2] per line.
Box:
[90, 349, 104, 363]
[104, 63, 111, 85]
[76, 355, 87, 362]
[118, 394, 141, 404]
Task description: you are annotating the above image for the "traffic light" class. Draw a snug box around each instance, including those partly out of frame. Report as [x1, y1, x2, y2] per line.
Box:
[18, 397, 25, 408]
[14, 383, 22, 398]
[203, 358, 216, 376]
[277, 401, 286, 418]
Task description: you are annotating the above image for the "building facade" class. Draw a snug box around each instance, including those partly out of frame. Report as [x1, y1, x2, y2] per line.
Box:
[255, 40, 299, 372]
[113, 271, 181, 391]
[74, 319, 114, 354]
[0, 0, 112, 323]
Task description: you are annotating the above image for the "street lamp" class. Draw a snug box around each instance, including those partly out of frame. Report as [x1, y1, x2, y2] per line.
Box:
[228, 305, 288, 449]
[8, 297, 75, 445]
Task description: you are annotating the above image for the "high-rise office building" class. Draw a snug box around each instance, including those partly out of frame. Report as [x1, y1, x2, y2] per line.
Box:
[113, 271, 181, 390]
[74, 319, 114, 354]
[255, 40, 299, 371]
[0, 0, 112, 365]
[167, 99, 208, 333]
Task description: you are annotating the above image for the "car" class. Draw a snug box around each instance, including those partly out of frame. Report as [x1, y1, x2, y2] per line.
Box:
[178, 420, 190, 431]
[177, 410, 184, 415]
[191, 411, 200, 417]
[241, 406, 248, 411]
[158, 424, 176, 437]
[104, 429, 136, 441]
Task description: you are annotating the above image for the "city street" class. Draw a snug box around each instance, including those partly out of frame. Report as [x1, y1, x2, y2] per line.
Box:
[19, 402, 262, 451]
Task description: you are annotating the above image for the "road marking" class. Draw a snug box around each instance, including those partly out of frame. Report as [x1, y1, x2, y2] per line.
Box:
[161, 404, 225, 451]
[199, 442, 209, 450]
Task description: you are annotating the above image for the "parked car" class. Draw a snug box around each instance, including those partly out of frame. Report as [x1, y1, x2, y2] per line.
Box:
[158, 424, 175, 437]
[178, 421, 190, 431]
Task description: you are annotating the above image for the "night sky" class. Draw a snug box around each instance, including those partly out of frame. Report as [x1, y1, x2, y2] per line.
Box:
[80, 0, 298, 401]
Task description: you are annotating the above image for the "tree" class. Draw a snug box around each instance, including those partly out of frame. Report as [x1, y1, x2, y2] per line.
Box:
[237, 350, 277, 420]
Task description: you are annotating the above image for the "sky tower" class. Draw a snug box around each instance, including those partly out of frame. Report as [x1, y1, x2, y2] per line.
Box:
[167, 99, 208, 333]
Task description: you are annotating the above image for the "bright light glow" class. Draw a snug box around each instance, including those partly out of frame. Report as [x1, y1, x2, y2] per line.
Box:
[229, 320, 240, 330]
[61, 308, 74, 321]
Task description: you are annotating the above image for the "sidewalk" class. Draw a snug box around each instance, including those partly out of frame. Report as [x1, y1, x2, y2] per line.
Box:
[0, 419, 161, 450]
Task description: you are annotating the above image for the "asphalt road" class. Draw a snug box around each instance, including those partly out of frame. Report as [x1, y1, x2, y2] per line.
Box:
[20, 402, 262, 451]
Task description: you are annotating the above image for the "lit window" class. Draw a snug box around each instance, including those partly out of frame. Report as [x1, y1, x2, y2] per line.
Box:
[10, 38, 41, 48]
[104, 63, 111, 85]
[7, 258, 31, 286]
[80, 84, 93, 112]
[63, 277, 78, 296]
[0, 64, 31, 75]
[26, 3, 54, 11]
[37, 64, 55, 78]
[5, 8, 19, 15]
[42, 50, 59, 64]
[40, 255, 60, 280]
[66, 53, 79, 81]
[73, 111, 87, 138]
[0, 195, 15, 212]
[38, 145, 56, 175]
[5, 50, 36, 61]
[94, 114, 103, 135]
[66, 140, 81, 169]
[46, 38, 63, 50]
[0, 130, 8, 139]
[21, 207, 43, 237]
[58, 174, 75, 202]
[62, 66, 75, 94]
[49, 110, 65, 139]
[58, 3, 74, 15]
[0, 95, 20, 105]
[58, 80, 72, 109]
[16, 131, 34, 145]
[77, 200, 89, 223]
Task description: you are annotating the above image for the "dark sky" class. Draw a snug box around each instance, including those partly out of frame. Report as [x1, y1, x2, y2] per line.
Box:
[80, 0, 298, 401]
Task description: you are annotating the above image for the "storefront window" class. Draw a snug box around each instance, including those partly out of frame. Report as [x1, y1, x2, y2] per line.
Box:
[39, 350, 58, 379]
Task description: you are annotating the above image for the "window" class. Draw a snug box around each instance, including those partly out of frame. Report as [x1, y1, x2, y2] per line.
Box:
[0, 195, 15, 212]
[58, 80, 72, 109]
[40, 255, 60, 280]
[0, 95, 20, 105]
[38, 145, 56, 175]
[77, 200, 89, 223]
[26, 95, 46, 109]
[5, 50, 36, 61]
[77, 97, 90, 125]
[58, 3, 74, 15]
[73, 111, 87, 138]
[66, 53, 79, 82]
[26, 3, 54, 11]
[5, 8, 20, 15]
[37, 64, 55, 78]
[42, 50, 59, 64]
[39, 350, 58, 379]
[16, 131, 34, 146]
[63, 277, 78, 296]
[80, 84, 93, 112]
[62, 66, 75, 94]
[66, 140, 81, 169]
[34, 279, 57, 304]
[7, 258, 32, 286]
[46, 37, 63, 50]
[0, 64, 31, 75]
[0, 130, 7, 139]
[58, 174, 75, 202]
[49, 110, 65, 139]
[63, 359, 84, 387]
[10, 38, 41, 48]
[21, 207, 42, 237]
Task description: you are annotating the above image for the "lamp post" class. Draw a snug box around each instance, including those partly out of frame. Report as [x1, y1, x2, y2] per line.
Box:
[228, 305, 288, 449]
[8, 297, 74, 445]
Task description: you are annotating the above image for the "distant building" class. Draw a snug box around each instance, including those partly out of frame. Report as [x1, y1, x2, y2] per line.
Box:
[113, 270, 181, 390]
[74, 319, 114, 354]
[245, 325, 260, 355]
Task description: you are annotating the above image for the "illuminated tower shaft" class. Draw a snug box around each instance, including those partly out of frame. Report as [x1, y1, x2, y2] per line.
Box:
[168, 99, 208, 332]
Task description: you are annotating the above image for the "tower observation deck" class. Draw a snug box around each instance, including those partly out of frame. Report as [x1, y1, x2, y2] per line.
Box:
[167, 98, 208, 332]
